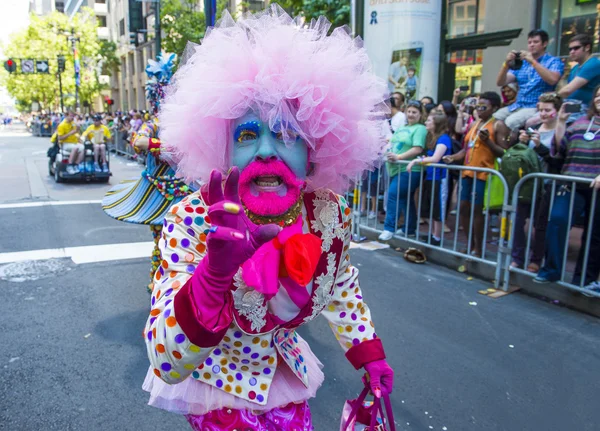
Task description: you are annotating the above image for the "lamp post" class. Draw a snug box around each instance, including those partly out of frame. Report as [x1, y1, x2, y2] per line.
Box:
[57, 55, 65, 113]
[154, 0, 161, 57]
[69, 29, 81, 112]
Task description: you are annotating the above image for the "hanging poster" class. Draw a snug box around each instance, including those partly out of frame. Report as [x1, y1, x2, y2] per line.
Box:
[363, 0, 443, 101]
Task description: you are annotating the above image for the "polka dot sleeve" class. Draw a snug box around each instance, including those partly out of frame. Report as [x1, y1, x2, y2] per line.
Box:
[144, 193, 219, 384]
[319, 196, 378, 355]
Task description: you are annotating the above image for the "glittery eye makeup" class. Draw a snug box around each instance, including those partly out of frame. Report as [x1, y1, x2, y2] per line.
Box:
[271, 121, 300, 142]
[234, 121, 261, 143]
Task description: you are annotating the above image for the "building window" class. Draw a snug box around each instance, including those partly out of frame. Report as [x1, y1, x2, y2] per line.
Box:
[447, 0, 486, 37]
[467, 5, 476, 19]
[96, 0, 106, 3]
[97, 15, 107, 28]
[129, 53, 135, 76]
[121, 56, 126, 82]
[119, 19, 125, 36]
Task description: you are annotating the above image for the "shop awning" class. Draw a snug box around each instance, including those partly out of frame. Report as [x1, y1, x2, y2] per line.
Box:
[446, 28, 523, 52]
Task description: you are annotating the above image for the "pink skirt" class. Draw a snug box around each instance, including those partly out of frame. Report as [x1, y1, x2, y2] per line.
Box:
[185, 400, 313, 431]
[143, 338, 324, 415]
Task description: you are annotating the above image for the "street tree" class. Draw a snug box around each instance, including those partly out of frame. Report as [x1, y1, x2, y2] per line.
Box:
[278, 0, 350, 27]
[1, 8, 118, 112]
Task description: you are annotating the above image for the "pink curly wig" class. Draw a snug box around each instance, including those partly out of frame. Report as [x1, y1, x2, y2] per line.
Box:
[159, 4, 388, 194]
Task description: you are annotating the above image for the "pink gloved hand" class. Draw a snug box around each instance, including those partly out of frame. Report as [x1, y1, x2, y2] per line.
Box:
[364, 359, 395, 398]
[203, 167, 281, 279]
[183, 168, 280, 334]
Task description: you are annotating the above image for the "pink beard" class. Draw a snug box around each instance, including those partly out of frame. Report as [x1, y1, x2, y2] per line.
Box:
[238, 160, 305, 217]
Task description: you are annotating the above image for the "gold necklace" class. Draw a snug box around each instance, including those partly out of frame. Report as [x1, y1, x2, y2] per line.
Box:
[244, 192, 304, 227]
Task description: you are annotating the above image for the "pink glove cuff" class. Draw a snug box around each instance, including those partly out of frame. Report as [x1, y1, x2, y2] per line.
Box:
[173, 260, 234, 348]
[345, 338, 386, 370]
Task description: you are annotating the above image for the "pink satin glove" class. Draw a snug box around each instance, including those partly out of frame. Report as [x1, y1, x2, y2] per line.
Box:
[364, 359, 395, 398]
[203, 167, 280, 279]
[184, 168, 280, 333]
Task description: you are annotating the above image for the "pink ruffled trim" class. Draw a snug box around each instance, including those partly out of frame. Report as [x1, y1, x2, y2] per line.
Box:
[159, 5, 388, 194]
[143, 337, 324, 415]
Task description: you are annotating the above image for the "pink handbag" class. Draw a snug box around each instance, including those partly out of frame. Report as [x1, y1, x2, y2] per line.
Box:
[340, 379, 396, 431]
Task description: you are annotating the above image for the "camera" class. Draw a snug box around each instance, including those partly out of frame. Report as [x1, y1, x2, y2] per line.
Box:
[508, 51, 523, 71]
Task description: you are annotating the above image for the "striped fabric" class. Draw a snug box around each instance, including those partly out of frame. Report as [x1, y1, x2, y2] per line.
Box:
[102, 153, 186, 225]
[559, 117, 600, 179]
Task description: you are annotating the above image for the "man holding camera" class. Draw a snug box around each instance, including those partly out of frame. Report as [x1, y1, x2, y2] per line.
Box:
[495, 29, 564, 131]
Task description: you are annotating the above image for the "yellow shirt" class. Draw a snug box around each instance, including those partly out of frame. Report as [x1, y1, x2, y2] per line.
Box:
[82, 124, 111, 144]
[56, 120, 79, 144]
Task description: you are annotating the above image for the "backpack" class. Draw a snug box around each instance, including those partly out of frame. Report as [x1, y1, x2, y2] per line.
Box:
[500, 143, 542, 203]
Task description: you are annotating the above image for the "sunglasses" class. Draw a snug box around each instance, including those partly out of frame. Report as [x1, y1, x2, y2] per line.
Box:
[407, 101, 422, 108]
[569, 45, 582, 52]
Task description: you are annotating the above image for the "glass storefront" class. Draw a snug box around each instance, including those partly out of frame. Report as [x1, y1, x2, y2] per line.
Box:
[539, 0, 600, 57]
[446, 0, 486, 94]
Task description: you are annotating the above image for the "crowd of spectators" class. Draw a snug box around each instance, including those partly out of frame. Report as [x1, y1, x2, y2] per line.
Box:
[375, 29, 600, 294]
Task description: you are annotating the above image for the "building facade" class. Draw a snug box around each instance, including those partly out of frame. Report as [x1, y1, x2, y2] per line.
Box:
[445, 0, 600, 97]
[106, 0, 158, 112]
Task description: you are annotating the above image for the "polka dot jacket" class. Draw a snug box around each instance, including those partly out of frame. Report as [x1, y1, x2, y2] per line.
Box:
[143, 189, 386, 406]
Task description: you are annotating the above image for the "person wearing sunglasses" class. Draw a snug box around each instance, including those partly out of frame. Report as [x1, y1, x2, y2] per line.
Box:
[558, 34, 600, 122]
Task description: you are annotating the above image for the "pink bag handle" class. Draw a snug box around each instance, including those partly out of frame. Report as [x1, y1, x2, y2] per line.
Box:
[341, 379, 396, 431]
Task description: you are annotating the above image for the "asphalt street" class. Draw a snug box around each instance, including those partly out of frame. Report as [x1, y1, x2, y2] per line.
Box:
[1, 126, 599, 431]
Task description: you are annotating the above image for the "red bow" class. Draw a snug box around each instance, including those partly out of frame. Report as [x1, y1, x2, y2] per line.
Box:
[241, 221, 322, 300]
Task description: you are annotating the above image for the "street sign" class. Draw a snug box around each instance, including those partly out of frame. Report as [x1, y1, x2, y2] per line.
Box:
[36, 60, 49, 73]
[21, 59, 34, 74]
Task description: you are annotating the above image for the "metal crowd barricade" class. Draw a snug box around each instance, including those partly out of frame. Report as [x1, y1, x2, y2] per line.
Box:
[113, 131, 136, 158]
[349, 160, 511, 290]
[504, 173, 599, 298]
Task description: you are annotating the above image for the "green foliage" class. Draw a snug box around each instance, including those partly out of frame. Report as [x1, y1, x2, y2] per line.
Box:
[299, 0, 351, 28]
[160, 0, 206, 59]
[275, 0, 350, 28]
[1, 8, 118, 112]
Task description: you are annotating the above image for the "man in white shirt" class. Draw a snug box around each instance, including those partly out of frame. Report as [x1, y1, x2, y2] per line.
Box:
[388, 57, 408, 93]
[390, 91, 407, 132]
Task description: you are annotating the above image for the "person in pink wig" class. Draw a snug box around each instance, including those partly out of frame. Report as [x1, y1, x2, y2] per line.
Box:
[143, 6, 394, 430]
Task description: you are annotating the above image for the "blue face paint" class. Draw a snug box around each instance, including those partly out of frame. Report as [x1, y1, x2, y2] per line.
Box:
[231, 111, 308, 179]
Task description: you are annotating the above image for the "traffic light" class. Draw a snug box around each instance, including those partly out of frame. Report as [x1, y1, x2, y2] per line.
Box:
[57, 56, 65, 73]
[129, 32, 137, 46]
[4, 58, 16, 73]
[106, 98, 114, 106]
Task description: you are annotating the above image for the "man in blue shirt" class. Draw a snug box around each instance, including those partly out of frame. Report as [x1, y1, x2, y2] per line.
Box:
[558, 33, 600, 118]
[495, 29, 564, 131]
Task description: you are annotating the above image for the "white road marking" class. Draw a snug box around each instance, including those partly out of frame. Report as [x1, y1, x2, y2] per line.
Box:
[26, 158, 48, 199]
[0, 241, 154, 265]
[0, 199, 102, 209]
